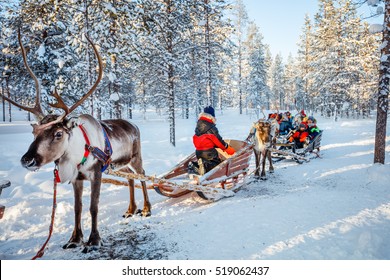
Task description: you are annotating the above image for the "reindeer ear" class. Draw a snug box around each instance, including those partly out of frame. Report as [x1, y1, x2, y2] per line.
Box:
[66, 117, 79, 129]
[31, 123, 39, 136]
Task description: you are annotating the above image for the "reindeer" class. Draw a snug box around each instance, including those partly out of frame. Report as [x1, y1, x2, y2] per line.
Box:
[247, 120, 277, 180]
[1, 31, 151, 252]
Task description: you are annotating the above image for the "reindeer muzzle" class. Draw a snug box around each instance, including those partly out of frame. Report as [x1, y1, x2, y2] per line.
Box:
[21, 155, 39, 171]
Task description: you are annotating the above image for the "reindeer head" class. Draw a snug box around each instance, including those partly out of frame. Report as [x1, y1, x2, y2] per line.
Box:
[1, 30, 102, 171]
[253, 121, 271, 145]
[21, 115, 76, 170]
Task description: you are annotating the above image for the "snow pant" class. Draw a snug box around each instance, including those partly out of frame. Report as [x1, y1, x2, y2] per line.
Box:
[195, 148, 222, 173]
[294, 140, 305, 149]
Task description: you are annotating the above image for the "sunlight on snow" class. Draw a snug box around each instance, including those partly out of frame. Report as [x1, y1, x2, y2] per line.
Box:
[250, 202, 390, 259]
[318, 164, 371, 178]
[344, 150, 374, 158]
[321, 139, 374, 150]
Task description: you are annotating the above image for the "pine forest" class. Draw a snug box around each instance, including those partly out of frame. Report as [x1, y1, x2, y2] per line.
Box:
[0, 0, 385, 149]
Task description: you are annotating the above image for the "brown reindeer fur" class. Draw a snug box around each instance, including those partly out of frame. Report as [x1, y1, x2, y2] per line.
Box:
[253, 121, 274, 180]
[21, 114, 150, 250]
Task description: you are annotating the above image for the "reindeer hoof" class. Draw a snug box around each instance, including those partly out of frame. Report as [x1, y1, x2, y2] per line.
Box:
[269, 170, 274, 174]
[260, 177, 267, 181]
[82, 245, 100, 254]
[142, 210, 151, 217]
[125, 209, 151, 217]
[63, 241, 83, 249]
[123, 212, 133, 218]
[123, 210, 138, 218]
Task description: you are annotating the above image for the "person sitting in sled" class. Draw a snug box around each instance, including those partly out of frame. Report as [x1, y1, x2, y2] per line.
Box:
[279, 112, 293, 135]
[307, 116, 320, 140]
[293, 109, 307, 128]
[289, 122, 309, 149]
[192, 106, 235, 174]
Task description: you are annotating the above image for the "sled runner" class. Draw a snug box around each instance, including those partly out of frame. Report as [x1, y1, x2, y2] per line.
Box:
[152, 140, 253, 200]
[0, 180, 11, 220]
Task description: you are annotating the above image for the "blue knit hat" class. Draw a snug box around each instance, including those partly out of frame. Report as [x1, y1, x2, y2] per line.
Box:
[203, 106, 215, 117]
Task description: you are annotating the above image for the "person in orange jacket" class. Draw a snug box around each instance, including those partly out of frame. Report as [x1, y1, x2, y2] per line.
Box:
[192, 106, 235, 173]
[289, 123, 309, 149]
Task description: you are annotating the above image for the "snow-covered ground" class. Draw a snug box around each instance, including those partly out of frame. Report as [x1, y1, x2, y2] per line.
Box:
[0, 108, 390, 260]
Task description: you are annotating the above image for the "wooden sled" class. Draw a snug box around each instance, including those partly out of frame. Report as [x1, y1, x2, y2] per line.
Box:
[271, 131, 323, 163]
[152, 140, 253, 200]
[0, 180, 11, 220]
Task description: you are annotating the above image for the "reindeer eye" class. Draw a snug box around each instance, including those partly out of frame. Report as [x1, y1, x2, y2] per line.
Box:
[54, 131, 63, 139]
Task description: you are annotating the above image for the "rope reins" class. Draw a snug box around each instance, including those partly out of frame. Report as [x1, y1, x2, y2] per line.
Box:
[31, 166, 59, 260]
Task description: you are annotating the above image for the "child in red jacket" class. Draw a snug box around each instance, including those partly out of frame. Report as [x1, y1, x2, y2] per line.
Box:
[289, 123, 309, 149]
[192, 106, 235, 173]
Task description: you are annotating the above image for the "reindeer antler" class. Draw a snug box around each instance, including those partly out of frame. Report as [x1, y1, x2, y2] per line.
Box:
[1, 32, 103, 132]
[32, 34, 104, 133]
[48, 34, 103, 117]
[0, 28, 45, 120]
[49, 88, 70, 115]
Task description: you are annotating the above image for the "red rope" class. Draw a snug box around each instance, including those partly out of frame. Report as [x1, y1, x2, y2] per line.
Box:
[31, 169, 58, 260]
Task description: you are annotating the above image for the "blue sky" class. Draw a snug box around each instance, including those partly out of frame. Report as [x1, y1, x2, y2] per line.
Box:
[242, 0, 383, 60]
[242, 0, 318, 59]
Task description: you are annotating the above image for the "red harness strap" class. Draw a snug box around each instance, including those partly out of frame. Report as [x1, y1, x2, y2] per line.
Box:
[78, 124, 91, 168]
[77, 124, 113, 171]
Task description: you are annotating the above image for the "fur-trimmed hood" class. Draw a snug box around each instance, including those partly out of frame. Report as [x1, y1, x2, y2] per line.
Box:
[198, 112, 216, 124]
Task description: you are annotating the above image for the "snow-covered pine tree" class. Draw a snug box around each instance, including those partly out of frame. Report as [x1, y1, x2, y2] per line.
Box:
[337, 0, 370, 118]
[0, 3, 20, 122]
[136, 0, 195, 146]
[217, 41, 236, 112]
[284, 54, 297, 111]
[311, 0, 343, 118]
[69, 0, 140, 119]
[308, 0, 379, 120]
[232, 0, 248, 114]
[264, 45, 273, 110]
[203, 0, 232, 111]
[356, 21, 380, 118]
[3, 0, 93, 118]
[296, 14, 315, 112]
[270, 54, 286, 110]
[244, 22, 268, 118]
[180, 0, 231, 117]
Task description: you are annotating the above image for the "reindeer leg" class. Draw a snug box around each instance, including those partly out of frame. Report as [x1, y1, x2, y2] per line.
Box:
[129, 156, 151, 217]
[268, 150, 274, 173]
[84, 176, 102, 252]
[123, 179, 138, 218]
[63, 180, 84, 249]
[254, 150, 260, 178]
[140, 180, 151, 217]
[260, 150, 267, 180]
